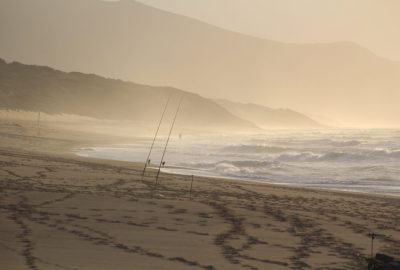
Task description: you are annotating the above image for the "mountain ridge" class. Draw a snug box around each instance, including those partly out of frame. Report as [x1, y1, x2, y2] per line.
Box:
[0, 58, 323, 129]
[215, 99, 321, 128]
[0, 58, 257, 129]
[1, 0, 400, 126]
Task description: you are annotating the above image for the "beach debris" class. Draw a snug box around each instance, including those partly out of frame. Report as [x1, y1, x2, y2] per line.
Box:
[367, 232, 400, 269]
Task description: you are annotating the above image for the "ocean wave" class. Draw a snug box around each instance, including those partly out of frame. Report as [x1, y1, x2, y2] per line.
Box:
[277, 149, 400, 163]
[221, 140, 362, 155]
[222, 144, 290, 153]
[330, 140, 361, 147]
[228, 160, 281, 167]
[181, 160, 281, 169]
[213, 162, 282, 179]
[276, 151, 365, 163]
[373, 148, 400, 158]
[178, 159, 287, 178]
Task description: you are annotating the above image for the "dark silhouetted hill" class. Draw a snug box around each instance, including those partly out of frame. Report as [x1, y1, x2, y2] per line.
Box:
[215, 99, 321, 128]
[0, 59, 256, 129]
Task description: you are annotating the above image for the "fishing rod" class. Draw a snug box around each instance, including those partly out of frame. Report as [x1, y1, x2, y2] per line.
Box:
[37, 111, 41, 136]
[154, 94, 184, 187]
[141, 92, 172, 181]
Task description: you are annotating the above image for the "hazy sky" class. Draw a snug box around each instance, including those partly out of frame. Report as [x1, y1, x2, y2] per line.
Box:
[136, 0, 400, 61]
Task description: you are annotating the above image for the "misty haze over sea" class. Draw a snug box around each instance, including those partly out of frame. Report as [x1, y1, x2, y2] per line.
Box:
[78, 129, 400, 196]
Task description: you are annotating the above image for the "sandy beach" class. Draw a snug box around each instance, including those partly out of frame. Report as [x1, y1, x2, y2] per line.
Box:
[1, 121, 399, 270]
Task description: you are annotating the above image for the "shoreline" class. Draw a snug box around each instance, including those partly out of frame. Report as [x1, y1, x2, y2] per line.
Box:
[76, 144, 400, 199]
[1, 121, 400, 270]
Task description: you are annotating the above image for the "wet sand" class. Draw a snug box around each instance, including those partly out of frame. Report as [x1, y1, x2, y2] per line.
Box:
[0, 120, 399, 270]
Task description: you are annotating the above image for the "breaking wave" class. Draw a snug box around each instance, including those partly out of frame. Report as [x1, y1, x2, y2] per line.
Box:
[77, 129, 400, 196]
[222, 144, 290, 153]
